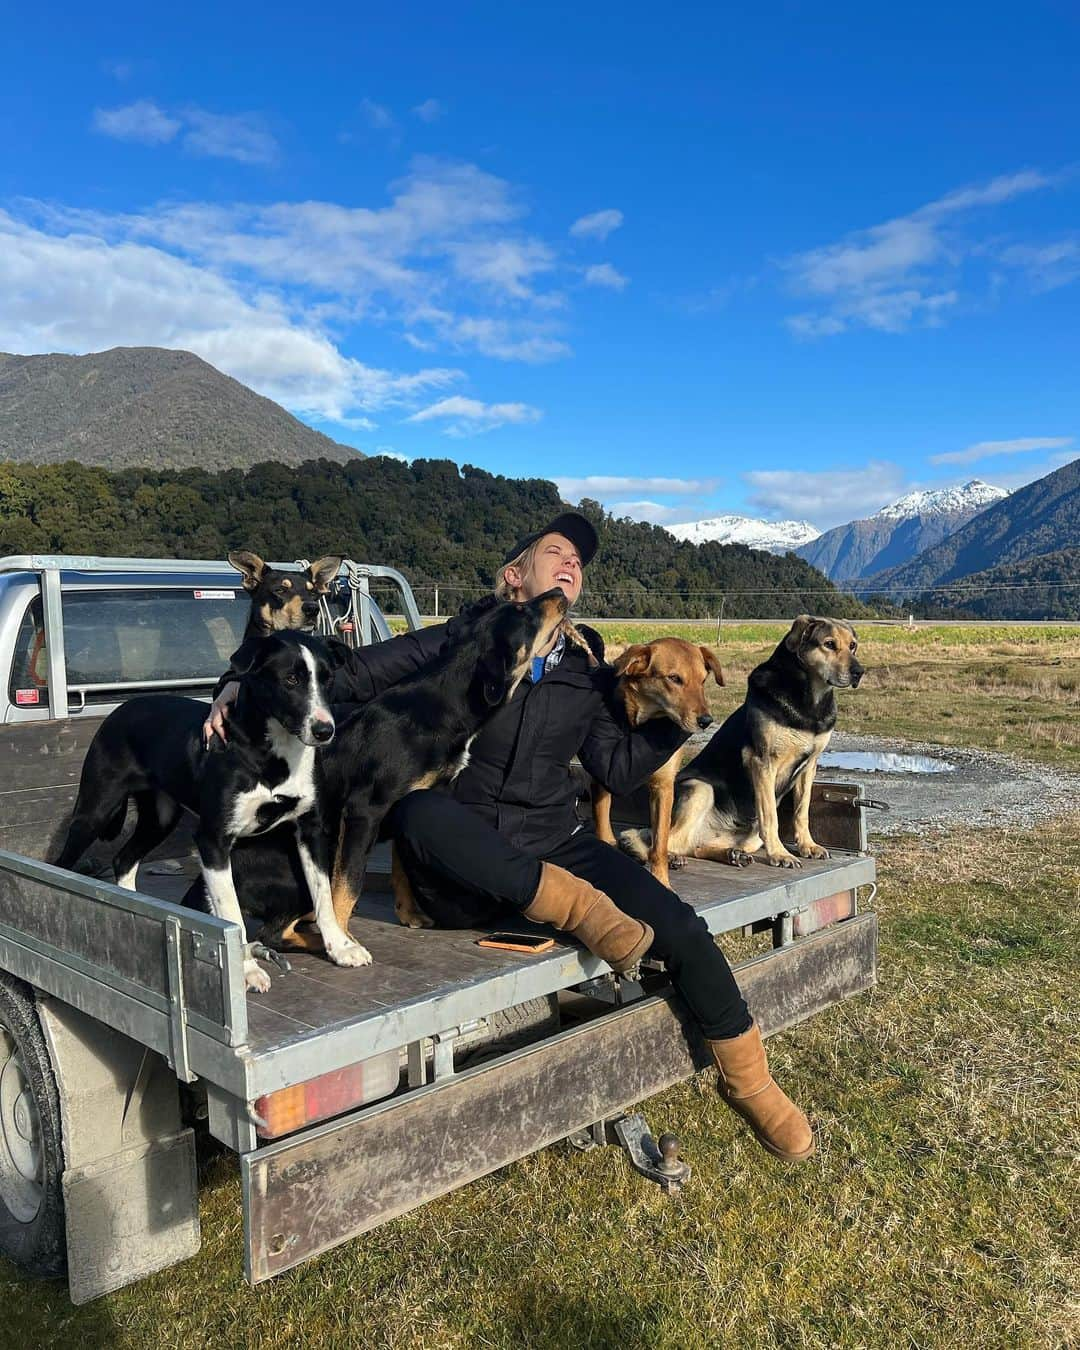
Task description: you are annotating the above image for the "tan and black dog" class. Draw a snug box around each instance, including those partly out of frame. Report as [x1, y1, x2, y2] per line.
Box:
[622, 616, 863, 871]
[228, 551, 343, 638]
[593, 638, 724, 888]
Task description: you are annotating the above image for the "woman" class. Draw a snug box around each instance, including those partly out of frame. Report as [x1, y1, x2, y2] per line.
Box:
[205, 512, 813, 1162]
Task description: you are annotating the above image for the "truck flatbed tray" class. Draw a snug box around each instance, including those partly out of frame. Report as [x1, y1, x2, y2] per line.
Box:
[142, 844, 873, 1095]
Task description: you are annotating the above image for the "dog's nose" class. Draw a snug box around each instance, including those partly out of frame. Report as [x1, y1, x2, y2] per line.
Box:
[850, 666, 864, 687]
[697, 714, 713, 729]
[302, 601, 319, 616]
[310, 720, 335, 744]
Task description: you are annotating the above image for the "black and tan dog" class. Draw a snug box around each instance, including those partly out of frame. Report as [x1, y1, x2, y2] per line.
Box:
[622, 615, 863, 871]
[592, 638, 724, 887]
[228, 551, 343, 638]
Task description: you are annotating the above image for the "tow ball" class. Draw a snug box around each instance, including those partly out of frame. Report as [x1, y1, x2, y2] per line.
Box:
[566, 1112, 691, 1195]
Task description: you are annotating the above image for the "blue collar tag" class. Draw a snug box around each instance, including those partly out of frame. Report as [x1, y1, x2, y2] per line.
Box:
[531, 655, 545, 683]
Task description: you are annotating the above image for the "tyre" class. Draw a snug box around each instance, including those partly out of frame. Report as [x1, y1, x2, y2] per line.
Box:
[455, 994, 561, 1069]
[0, 975, 66, 1277]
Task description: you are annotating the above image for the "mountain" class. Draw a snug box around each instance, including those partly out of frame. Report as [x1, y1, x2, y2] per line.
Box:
[868, 458, 1080, 597]
[923, 547, 1080, 620]
[667, 514, 820, 554]
[0, 347, 359, 471]
[795, 480, 1007, 583]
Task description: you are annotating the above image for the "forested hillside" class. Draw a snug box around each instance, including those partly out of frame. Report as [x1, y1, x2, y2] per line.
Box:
[0, 456, 867, 619]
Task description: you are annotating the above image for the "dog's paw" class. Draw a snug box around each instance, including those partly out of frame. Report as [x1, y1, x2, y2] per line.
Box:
[796, 842, 830, 860]
[765, 851, 802, 869]
[667, 853, 687, 871]
[729, 849, 755, 868]
[244, 960, 272, 993]
[328, 939, 374, 968]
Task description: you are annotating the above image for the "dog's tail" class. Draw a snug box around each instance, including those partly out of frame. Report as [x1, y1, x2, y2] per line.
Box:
[618, 827, 651, 862]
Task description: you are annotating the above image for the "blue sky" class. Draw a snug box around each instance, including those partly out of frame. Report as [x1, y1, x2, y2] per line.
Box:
[2, 2, 1078, 528]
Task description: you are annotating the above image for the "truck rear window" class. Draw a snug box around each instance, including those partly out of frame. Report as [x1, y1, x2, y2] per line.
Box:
[62, 589, 247, 688]
[8, 588, 249, 705]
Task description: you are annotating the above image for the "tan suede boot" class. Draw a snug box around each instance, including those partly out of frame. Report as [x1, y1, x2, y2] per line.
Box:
[709, 1021, 815, 1162]
[523, 861, 653, 973]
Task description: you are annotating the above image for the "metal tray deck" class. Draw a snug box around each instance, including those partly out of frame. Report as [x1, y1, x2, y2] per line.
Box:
[137, 842, 874, 1095]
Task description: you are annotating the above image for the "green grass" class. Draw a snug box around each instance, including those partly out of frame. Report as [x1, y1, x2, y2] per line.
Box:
[3, 626, 1079, 1347]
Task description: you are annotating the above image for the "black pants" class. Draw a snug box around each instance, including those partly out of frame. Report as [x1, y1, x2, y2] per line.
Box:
[390, 790, 751, 1041]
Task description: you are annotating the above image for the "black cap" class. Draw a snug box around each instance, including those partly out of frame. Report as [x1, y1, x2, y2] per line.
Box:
[502, 511, 598, 567]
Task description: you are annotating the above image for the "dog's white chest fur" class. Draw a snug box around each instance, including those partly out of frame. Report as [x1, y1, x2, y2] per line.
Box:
[229, 724, 317, 837]
[448, 734, 477, 782]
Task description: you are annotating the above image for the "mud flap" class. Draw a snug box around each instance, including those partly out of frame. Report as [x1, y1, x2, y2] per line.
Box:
[63, 1131, 199, 1304]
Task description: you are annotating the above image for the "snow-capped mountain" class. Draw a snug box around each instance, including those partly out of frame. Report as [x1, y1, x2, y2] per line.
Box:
[796, 479, 1008, 584]
[871, 480, 1008, 522]
[667, 514, 820, 554]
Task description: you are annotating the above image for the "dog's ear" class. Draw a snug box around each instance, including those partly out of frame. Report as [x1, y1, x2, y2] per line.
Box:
[784, 614, 820, 651]
[699, 645, 725, 686]
[228, 550, 267, 591]
[614, 644, 651, 679]
[477, 654, 512, 707]
[228, 636, 267, 675]
[308, 555, 342, 592]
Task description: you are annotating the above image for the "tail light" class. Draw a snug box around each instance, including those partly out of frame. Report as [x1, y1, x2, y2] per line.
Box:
[793, 889, 855, 937]
[253, 1049, 399, 1139]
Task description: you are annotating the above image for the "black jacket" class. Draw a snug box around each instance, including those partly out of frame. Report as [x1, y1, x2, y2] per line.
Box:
[331, 619, 690, 856]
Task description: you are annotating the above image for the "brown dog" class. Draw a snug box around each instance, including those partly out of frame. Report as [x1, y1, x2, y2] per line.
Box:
[625, 616, 863, 872]
[593, 638, 725, 887]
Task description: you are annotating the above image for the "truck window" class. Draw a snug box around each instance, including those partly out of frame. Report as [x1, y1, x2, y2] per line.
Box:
[8, 598, 48, 707]
[60, 589, 248, 694]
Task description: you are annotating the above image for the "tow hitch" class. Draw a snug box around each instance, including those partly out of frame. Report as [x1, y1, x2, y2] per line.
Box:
[567, 1112, 691, 1194]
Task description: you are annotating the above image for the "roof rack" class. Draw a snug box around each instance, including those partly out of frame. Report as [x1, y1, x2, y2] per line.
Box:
[0, 555, 295, 574]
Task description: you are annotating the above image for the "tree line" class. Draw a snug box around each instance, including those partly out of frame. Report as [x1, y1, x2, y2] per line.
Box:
[0, 457, 875, 620]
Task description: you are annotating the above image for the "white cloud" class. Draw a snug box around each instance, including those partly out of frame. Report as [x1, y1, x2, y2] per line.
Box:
[182, 109, 278, 165]
[92, 101, 276, 163]
[93, 100, 180, 145]
[361, 98, 396, 131]
[569, 209, 623, 241]
[0, 208, 458, 423]
[23, 157, 575, 366]
[584, 262, 629, 291]
[406, 395, 542, 437]
[783, 168, 1064, 337]
[412, 98, 445, 122]
[555, 475, 720, 501]
[606, 500, 687, 524]
[997, 238, 1080, 292]
[744, 461, 908, 528]
[930, 436, 1074, 466]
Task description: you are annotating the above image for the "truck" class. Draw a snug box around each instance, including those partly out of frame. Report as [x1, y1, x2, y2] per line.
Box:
[0, 554, 878, 1303]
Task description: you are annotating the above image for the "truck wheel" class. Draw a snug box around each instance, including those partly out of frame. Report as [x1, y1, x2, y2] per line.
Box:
[455, 994, 561, 1069]
[0, 976, 66, 1277]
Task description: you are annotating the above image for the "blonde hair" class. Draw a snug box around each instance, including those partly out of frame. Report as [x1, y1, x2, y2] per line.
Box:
[494, 539, 541, 601]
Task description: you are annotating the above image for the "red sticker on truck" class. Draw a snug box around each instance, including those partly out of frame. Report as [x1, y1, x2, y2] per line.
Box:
[193, 590, 235, 600]
[15, 689, 40, 706]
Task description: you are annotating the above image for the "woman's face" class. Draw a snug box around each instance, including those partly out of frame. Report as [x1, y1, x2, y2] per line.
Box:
[509, 532, 584, 605]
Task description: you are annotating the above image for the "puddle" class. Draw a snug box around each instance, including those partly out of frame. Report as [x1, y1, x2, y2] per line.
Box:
[819, 751, 956, 775]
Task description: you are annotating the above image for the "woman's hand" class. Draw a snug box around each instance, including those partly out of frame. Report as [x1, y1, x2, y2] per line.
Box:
[203, 681, 239, 747]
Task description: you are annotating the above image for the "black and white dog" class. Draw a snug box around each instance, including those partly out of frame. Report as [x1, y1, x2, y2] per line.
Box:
[55, 631, 369, 991]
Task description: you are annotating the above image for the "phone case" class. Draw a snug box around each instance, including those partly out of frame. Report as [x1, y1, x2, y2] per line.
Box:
[475, 934, 556, 954]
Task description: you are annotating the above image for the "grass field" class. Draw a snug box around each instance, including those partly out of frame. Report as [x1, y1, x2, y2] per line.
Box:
[3, 626, 1078, 1347]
